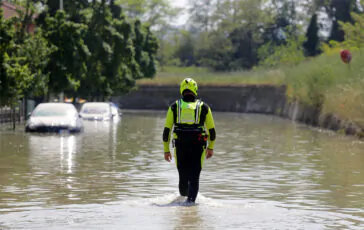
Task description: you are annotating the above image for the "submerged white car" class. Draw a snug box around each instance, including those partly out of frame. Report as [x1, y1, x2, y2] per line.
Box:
[79, 102, 121, 121]
[25, 103, 84, 133]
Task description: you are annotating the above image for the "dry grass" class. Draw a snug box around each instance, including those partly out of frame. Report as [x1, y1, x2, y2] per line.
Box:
[137, 66, 285, 86]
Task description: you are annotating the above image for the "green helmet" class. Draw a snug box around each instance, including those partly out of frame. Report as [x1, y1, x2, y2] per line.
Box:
[180, 78, 198, 96]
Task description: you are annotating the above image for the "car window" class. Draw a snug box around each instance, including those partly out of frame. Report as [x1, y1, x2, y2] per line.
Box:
[32, 104, 76, 117]
[80, 104, 110, 114]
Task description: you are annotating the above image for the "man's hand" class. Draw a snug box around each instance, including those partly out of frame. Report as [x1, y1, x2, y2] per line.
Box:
[164, 152, 172, 162]
[206, 148, 213, 159]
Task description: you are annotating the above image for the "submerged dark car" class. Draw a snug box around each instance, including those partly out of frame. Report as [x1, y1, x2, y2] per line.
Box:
[25, 103, 84, 133]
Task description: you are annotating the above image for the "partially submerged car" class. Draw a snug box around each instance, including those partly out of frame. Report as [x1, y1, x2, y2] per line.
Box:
[79, 102, 121, 121]
[25, 103, 84, 133]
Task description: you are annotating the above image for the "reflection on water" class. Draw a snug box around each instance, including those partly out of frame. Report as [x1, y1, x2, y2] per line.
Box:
[171, 204, 203, 230]
[1, 111, 364, 229]
[28, 134, 80, 174]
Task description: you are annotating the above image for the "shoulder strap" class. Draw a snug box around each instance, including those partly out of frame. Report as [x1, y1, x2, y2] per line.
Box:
[195, 100, 201, 124]
[177, 99, 182, 124]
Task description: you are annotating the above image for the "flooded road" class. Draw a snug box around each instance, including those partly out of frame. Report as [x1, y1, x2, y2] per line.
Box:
[1, 111, 364, 229]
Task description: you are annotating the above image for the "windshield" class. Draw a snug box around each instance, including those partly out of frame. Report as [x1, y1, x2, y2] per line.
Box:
[80, 104, 110, 114]
[32, 104, 76, 117]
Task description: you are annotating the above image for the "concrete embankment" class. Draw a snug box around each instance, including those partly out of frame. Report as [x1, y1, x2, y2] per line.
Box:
[113, 84, 364, 138]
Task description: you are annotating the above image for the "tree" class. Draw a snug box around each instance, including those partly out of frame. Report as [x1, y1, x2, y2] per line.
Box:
[258, 35, 305, 68]
[314, 0, 358, 42]
[174, 31, 196, 66]
[18, 30, 55, 98]
[42, 11, 90, 99]
[0, 7, 16, 105]
[133, 19, 158, 78]
[0, 8, 33, 106]
[116, 0, 180, 30]
[188, 0, 214, 33]
[339, 2, 364, 50]
[198, 31, 234, 71]
[1, 0, 160, 105]
[303, 13, 321, 56]
[155, 25, 180, 66]
[328, 0, 355, 42]
[115, 0, 179, 69]
[227, 0, 275, 69]
[79, 1, 158, 100]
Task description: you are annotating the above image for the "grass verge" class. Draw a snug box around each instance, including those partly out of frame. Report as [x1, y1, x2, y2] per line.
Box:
[137, 66, 285, 86]
[138, 49, 364, 127]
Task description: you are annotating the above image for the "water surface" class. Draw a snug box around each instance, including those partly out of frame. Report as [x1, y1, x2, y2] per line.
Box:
[1, 111, 364, 229]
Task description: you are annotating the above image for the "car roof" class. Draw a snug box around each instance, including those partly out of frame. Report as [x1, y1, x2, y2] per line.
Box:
[82, 102, 110, 105]
[36, 103, 77, 109]
[81, 102, 112, 107]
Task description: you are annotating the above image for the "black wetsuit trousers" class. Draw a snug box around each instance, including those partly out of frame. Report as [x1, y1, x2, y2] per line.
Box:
[175, 143, 204, 202]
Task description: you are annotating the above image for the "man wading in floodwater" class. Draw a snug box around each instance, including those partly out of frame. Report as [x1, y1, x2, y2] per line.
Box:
[162, 78, 217, 203]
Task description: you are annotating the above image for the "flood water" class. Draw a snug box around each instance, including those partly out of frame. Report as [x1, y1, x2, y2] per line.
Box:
[1, 111, 364, 229]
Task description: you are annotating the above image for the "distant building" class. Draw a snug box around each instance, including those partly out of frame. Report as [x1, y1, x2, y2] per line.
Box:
[1, 1, 37, 33]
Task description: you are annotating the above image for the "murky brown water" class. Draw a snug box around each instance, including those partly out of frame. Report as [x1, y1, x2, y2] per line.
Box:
[1, 111, 364, 229]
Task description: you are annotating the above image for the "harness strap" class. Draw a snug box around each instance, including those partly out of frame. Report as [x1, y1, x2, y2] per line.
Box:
[195, 100, 201, 124]
[177, 99, 182, 124]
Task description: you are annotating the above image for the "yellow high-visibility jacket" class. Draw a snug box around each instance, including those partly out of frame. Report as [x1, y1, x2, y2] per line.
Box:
[162, 99, 216, 153]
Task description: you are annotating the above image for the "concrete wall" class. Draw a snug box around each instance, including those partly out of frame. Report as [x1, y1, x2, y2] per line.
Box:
[281, 101, 364, 138]
[113, 84, 287, 114]
[113, 84, 364, 139]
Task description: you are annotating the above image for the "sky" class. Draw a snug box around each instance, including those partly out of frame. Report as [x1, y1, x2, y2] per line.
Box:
[171, 0, 187, 7]
[170, 0, 188, 25]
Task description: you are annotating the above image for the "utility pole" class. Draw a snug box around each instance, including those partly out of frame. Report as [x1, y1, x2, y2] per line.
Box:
[60, 0, 63, 10]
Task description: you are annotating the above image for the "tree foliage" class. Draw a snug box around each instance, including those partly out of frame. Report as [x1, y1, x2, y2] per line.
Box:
[339, 9, 364, 50]
[2, 0, 364, 106]
[157, 0, 363, 71]
[0, 0, 159, 104]
[303, 13, 321, 56]
[258, 35, 305, 68]
[0, 6, 33, 106]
